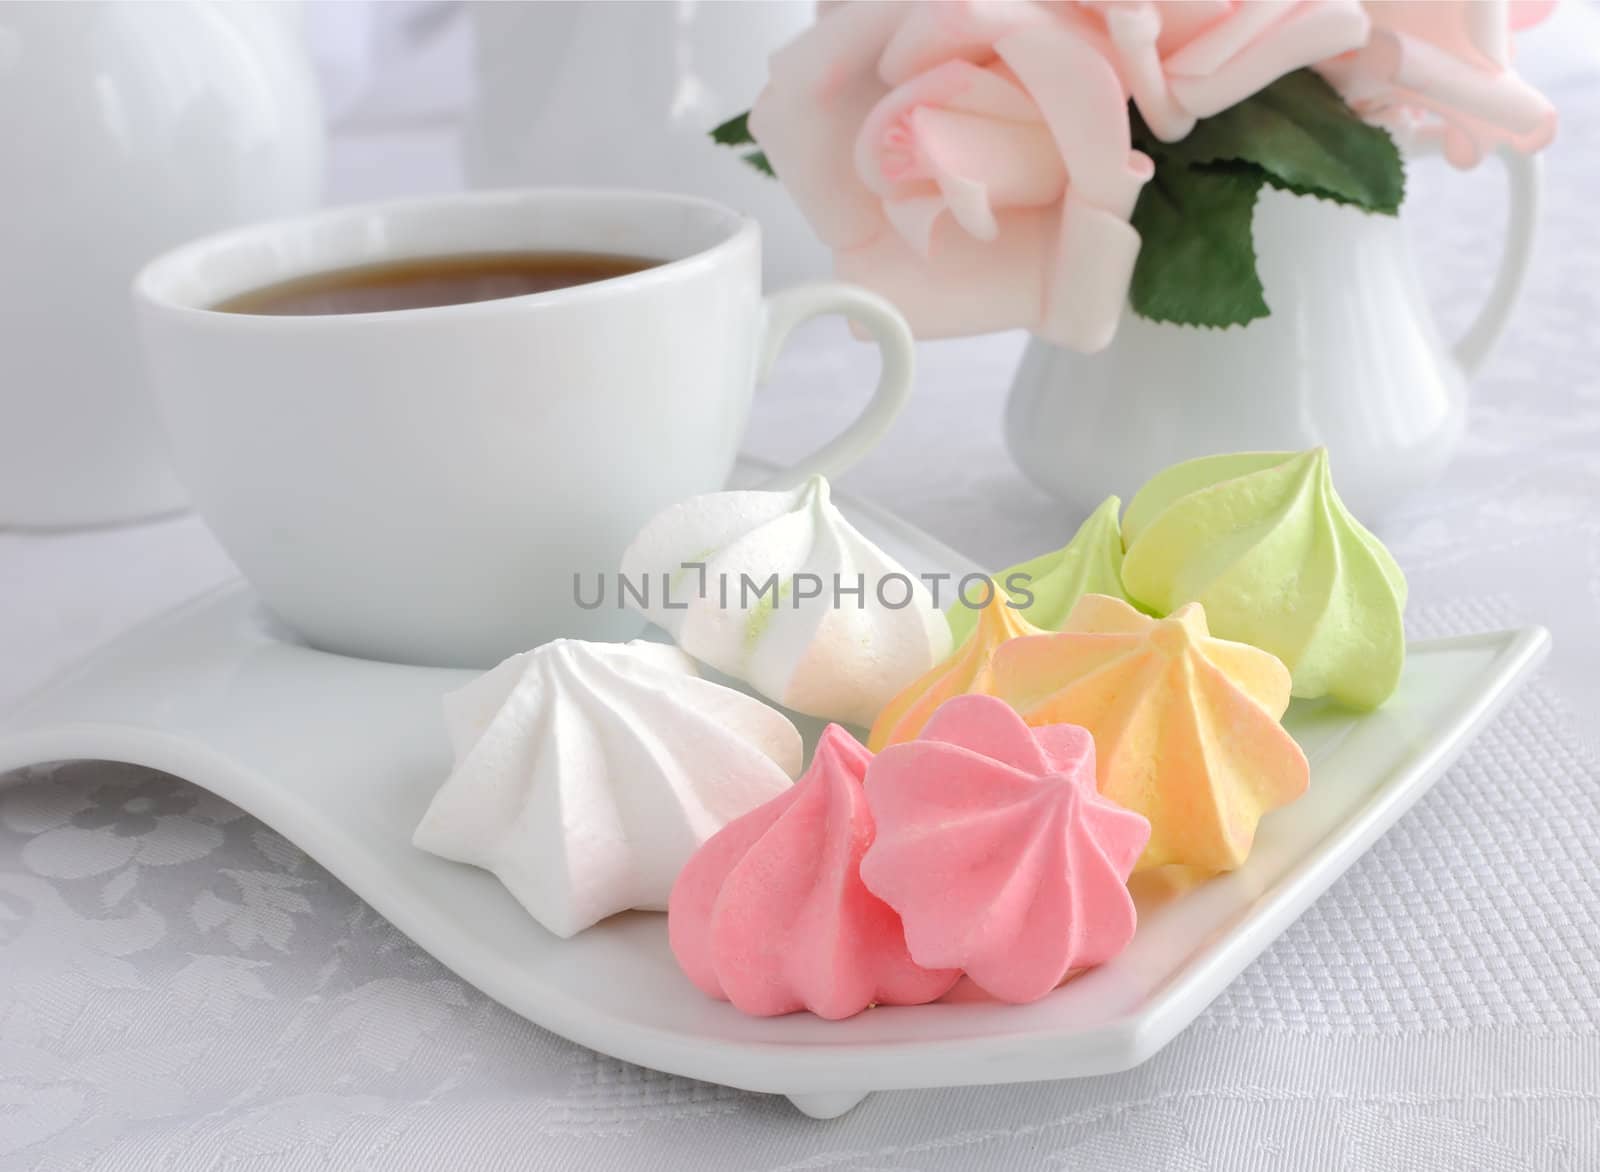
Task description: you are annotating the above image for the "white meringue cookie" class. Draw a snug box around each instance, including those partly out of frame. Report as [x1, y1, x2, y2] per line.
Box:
[412, 639, 801, 938]
[620, 475, 952, 725]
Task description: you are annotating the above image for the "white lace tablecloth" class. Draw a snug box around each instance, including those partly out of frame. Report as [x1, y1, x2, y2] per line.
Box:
[4, 27, 1599, 1172]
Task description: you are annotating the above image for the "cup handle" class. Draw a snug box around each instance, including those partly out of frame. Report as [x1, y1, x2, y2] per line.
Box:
[754, 282, 916, 489]
[1451, 148, 1542, 378]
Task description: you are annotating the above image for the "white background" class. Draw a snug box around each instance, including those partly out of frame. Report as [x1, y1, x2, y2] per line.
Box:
[2, 4, 1598, 1168]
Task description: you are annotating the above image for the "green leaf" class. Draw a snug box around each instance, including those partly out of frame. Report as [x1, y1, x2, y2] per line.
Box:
[1129, 164, 1268, 328]
[709, 110, 775, 177]
[710, 110, 756, 147]
[1126, 69, 1404, 327]
[1155, 70, 1404, 215]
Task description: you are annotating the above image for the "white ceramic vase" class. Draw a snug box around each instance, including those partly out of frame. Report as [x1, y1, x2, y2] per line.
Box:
[0, 2, 324, 529]
[1005, 152, 1541, 522]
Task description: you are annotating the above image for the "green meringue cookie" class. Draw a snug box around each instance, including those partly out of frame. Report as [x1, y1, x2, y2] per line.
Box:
[947, 495, 1131, 647]
[1120, 449, 1407, 710]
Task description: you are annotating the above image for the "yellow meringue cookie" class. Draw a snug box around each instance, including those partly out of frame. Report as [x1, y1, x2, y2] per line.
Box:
[1121, 448, 1407, 710]
[869, 581, 1043, 751]
[946, 495, 1133, 647]
[990, 594, 1309, 873]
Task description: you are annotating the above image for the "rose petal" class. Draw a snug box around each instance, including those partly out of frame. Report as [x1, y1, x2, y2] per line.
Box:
[876, 0, 1053, 85]
[1362, 0, 1508, 70]
[1465, 0, 1512, 65]
[835, 208, 1053, 339]
[928, 163, 1000, 241]
[1101, 2, 1196, 141]
[1328, 21, 1558, 167]
[882, 195, 948, 257]
[1167, 1, 1372, 121]
[912, 106, 1066, 237]
[764, 0, 904, 93]
[1155, 0, 1236, 51]
[1162, 0, 1297, 78]
[852, 55, 1069, 254]
[1041, 190, 1143, 355]
[749, 3, 907, 249]
[995, 23, 1151, 220]
[1383, 31, 1558, 140]
[1509, 0, 1557, 32]
[854, 61, 1048, 197]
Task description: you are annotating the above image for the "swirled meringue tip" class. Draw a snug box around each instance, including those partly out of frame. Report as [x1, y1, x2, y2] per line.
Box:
[861, 694, 1149, 1004]
[946, 495, 1132, 648]
[620, 474, 952, 727]
[870, 579, 1043, 752]
[412, 639, 802, 940]
[668, 723, 960, 1020]
[991, 595, 1308, 874]
[1120, 448, 1407, 710]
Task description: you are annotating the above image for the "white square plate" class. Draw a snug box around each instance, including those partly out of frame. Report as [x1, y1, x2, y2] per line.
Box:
[0, 476, 1550, 1119]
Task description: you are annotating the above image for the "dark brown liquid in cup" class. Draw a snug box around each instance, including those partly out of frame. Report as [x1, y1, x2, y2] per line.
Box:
[213, 251, 663, 316]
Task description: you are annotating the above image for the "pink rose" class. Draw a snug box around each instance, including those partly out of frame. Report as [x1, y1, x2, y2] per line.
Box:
[1317, 1, 1558, 166]
[749, 1, 1370, 352]
[1097, 1, 1374, 141]
[750, 2, 1150, 353]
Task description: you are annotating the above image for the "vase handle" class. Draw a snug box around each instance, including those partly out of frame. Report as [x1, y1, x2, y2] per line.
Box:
[1452, 148, 1542, 379]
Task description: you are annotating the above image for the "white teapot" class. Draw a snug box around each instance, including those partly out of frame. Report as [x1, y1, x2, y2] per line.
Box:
[1005, 150, 1540, 523]
[462, 0, 828, 286]
[0, 2, 323, 528]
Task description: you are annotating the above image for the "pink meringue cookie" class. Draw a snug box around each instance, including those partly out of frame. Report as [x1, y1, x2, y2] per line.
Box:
[860, 695, 1149, 1004]
[668, 725, 960, 1020]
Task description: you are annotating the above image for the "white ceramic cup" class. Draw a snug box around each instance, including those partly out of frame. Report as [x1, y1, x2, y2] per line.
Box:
[134, 189, 915, 667]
